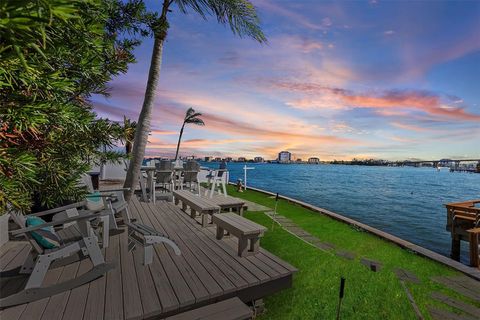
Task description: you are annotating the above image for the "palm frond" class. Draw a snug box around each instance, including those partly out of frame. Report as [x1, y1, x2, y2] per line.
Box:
[173, 0, 266, 43]
[186, 112, 202, 121]
[186, 118, 205, 126]
[184, 107, 196, 120]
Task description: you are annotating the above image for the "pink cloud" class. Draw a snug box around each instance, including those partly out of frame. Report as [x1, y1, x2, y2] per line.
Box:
[390, 122, 430, 132]
[267, 80, 480, 121]
[400, 24, 480, 79]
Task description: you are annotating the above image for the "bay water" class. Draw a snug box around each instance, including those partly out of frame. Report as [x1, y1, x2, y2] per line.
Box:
[202, 162, 480, 263]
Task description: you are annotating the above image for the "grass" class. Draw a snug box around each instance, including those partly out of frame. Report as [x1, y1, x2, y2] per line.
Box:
[225, 185, 480, 319]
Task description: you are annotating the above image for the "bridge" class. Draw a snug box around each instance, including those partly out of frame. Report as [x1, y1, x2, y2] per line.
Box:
[401, 159, 480, 172]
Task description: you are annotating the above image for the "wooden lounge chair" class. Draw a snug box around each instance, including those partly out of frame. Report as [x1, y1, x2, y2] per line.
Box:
[0, 212, 115, 308]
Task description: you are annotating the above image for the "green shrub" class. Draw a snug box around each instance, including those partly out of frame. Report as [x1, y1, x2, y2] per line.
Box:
[0, 0, 148, 212]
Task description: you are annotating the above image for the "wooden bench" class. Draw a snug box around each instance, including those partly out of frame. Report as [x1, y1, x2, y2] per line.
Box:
[205, 193, 246, 216]
[173, 190, 220, 227]
[165, 297, 252, 320]
[212, 213, 267, 257]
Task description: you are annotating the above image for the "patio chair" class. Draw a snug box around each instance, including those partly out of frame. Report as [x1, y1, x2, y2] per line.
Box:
[182, 160, 200, 194]
[205, 161, 228, 198]
[30, 202, 111, 249]
[155, 160, 174, 193]
[79, 174, 132, 228]
[0, 212, 114, 307]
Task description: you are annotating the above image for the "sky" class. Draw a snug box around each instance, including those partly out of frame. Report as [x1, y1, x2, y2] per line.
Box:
[92, 0, 480, 161]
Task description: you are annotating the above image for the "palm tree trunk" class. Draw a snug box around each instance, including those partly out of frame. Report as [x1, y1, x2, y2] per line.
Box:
[174, 124, 185, 161]
[123, 33, 165, 201]
[125, 141, 131, 155]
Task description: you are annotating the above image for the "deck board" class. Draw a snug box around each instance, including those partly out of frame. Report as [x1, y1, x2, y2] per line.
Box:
[169, 203, 271, 283]
[133, 200, 205, 305]
[82, 249, 107, 320]
[119, 229, 143, 320]
[145, 201, 228, 296]
[104, 235, 124, 320]
[132, 203, 195, 310]
[40, 262, 79, 320]
[18, 266, 63, 320]
[158, 202, 248, 290]
[0, 197, 296, 319]
[61, 259, 92, 320]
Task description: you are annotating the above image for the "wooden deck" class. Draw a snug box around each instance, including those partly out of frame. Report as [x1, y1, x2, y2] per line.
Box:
[0, 197, 296, 320]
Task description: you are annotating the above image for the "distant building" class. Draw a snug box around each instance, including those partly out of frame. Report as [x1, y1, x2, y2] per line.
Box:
[308, 157, 320, 164]
[214, 157, 222, 162]
[296, 158, 303, 163]
[278, 151, 291, 163]
[237, 157, 247, 162]
[254, 156, 264, 163]
[204, 156, 211, 162]
[225, 157, 233, 162]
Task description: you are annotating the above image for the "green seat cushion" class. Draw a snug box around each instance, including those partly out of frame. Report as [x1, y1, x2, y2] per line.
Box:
[86, 191, 105, 211]
[26, 216, 62, 249]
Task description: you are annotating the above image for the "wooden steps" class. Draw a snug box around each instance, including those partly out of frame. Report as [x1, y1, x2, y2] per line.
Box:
[164, 297, 252, 320]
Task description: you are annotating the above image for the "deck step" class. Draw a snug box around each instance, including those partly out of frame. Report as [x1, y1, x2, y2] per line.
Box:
[165, 297, 252, 320]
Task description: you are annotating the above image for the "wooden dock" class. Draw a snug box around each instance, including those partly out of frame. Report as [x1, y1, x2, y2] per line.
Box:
[445, 199, 480, 267]
[0, 197, 296, 320]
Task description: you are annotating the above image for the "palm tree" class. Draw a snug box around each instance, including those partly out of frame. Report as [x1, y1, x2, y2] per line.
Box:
[120, 115, 137, 155]
[123, 0, 266, 201]
[174, 108, 204, 160]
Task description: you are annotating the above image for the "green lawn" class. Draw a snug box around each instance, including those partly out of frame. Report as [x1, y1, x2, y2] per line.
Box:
[226, 186, 479, 319]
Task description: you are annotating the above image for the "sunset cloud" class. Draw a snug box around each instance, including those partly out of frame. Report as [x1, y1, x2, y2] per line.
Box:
[91, 0, 480, 160]
[267, 81, 480, 121]
[390, 122, 430, 132]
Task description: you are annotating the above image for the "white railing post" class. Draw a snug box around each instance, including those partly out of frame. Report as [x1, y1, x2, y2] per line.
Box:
[243, 165, 255, 191]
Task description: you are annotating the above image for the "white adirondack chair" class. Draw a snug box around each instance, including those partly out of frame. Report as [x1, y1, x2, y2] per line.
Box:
[0, 212, 114, 308]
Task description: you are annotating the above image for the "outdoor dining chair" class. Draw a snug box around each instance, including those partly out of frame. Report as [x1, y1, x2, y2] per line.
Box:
[205, 164, 228, 198]
[155, 160, 174, 193]
[182, 160, 201, 194]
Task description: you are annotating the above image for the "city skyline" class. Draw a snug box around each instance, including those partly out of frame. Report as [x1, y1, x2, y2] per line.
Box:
[92, 0, 480, 161]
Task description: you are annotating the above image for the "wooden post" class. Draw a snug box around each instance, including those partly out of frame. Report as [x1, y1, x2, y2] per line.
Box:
[216, 226, 224, 240]
[467, 228, 479, 268]
[238, 237, 248, 257]
[451, 234, 461, 261]
[250, 237, 260, 253]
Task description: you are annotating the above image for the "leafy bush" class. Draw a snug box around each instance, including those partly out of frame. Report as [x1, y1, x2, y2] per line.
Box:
[0, 0, 148, 213]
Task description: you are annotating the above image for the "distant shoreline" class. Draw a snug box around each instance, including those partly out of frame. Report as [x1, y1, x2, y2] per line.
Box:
[143, 157, 480, 172]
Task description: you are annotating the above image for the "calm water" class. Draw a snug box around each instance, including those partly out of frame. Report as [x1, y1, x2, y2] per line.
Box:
[202, 162, 480, 262]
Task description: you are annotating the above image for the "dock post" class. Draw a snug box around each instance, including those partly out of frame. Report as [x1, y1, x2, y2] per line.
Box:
[467, 230, 479, 267]
[450, 234, 461, 261]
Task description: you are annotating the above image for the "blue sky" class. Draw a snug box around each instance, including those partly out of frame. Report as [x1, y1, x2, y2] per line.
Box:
[93, 0, 480, 160]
